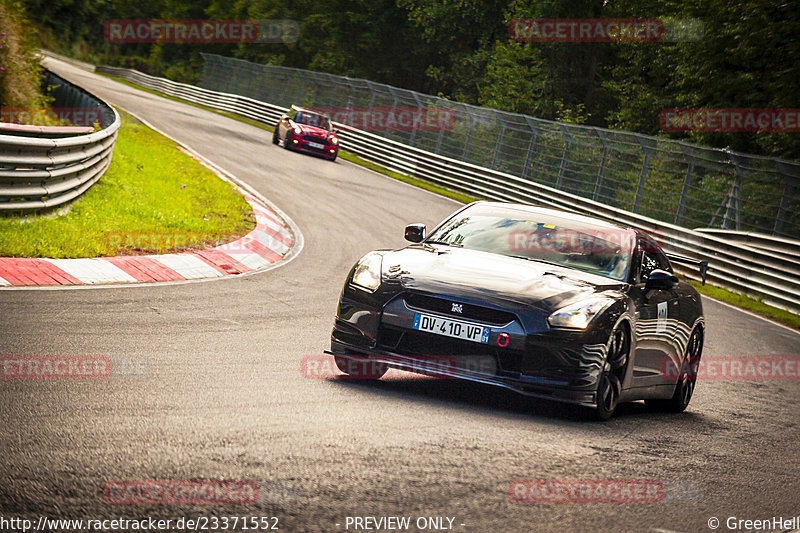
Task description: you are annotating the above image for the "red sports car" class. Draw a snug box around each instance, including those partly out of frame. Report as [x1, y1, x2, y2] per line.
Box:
[273, 106, 339, 161]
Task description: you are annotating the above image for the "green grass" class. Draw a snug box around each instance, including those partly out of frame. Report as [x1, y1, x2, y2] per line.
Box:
[0, 110, 255, 258]
[690, 281, 800, 330]
[336, 151, 479, 204]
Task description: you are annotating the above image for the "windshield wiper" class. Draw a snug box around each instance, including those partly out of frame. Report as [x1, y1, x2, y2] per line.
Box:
[424, 240, 463, 247]
[508, 255, 564, 268]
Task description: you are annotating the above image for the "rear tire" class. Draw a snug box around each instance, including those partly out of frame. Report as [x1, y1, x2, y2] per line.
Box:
[646, 327, 703, 413]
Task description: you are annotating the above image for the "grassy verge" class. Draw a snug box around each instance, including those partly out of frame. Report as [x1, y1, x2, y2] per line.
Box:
[336, 151, 478, 204]
[0, 110, 255, 258]
[690, 281, 800, 330]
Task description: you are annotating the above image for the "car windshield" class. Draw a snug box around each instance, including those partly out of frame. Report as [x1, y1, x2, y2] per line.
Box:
[295, 112, 330, 130]
[426, 205, 635, 281]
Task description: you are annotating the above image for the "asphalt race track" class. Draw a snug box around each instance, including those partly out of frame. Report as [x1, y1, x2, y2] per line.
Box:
[1, 57, 798, 533]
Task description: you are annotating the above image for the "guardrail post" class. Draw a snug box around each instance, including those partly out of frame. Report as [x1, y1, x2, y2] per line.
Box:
[674, 144, 696, 225]
[632, 136, 652, 213]
[592, 129, 609, 201]
[555, 125, 572, 190]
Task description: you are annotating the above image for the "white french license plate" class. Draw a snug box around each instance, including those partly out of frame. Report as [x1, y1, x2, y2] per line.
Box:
[307, 141, 325, 149]
[412, 313, 491, 344]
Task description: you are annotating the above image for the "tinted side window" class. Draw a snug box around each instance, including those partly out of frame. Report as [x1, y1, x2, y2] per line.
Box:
[637, 237, 672, 282]
[639, 252, 660, 283]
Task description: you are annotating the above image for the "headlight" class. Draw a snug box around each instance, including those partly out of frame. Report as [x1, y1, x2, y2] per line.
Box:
[330, 136, 338, 145]
[548, 297, 614, 329]
[293, 126, 302, 135]
[351, 253, 382, 291]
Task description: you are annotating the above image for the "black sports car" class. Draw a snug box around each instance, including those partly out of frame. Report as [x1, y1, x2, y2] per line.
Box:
[330, 201, 706, 420]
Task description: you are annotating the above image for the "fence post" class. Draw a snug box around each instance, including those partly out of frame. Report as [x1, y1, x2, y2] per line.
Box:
[491, 111, 507, 170]
[555, 124, 572, 190]
[386, 87, 400, 137]
[674, 143, 695, 225]
[434, 107, 448, 155]
[522, 116, 539, 180]
[592, 129, 609, 201]
[632, 136, 652, 213]
[409, 92, 423, 147]
[773, 160, 799, 237]
[462, 114, 476, 160]
[724, 148, 744, 230]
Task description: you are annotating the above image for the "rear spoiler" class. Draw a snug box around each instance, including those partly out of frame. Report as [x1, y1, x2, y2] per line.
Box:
[666, 253, 708, 285]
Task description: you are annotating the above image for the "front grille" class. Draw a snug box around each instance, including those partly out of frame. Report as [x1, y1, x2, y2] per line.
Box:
[404, 293, 517, 325]
[302, 134, 328, 143]
[377, 326, 521, 374]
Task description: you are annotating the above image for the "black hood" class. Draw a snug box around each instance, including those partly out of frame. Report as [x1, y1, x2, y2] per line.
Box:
[381, 245, 625, 312]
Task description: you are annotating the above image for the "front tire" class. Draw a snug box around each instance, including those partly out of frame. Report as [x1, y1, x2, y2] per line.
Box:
[272, 129, 279, 144]
[283, 132, 292, 150]
[592, 323, 629, 421]
[646, 327, 703, 413]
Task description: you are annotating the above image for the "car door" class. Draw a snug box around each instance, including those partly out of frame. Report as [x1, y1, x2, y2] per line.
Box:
[278, 110, 295, 140]
[629, 237, 681, 389]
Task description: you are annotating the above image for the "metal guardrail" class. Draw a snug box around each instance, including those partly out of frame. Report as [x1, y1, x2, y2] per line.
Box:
[695, 229, 800, 262]
[90, 63, 800, 314]
[0, 70, 120, 211]
[199, 53, 800, 241]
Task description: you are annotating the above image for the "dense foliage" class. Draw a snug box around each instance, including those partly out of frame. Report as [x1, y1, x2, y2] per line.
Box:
[0, 0, 49, 109]
[23, 0, 800, 159]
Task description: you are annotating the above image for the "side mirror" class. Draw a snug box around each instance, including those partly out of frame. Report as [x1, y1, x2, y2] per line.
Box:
[404, 223, 426, 243]
[645, 269, 678, 291]
[333, 129, 340, 135]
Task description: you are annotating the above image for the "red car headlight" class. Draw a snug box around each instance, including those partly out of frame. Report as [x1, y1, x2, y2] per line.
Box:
[329, 136, 338, 145]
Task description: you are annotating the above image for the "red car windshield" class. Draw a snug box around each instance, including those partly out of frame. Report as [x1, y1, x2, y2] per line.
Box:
[295, 112, 331, 130]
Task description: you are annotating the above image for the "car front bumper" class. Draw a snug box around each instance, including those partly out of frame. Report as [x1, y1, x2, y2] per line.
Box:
[288, 136, 338, 158]
[331, 287, 615, 408]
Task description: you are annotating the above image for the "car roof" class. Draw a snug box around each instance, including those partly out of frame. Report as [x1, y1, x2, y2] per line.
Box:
[470, 201, 635, 232]
[290, 105, 331, 119]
